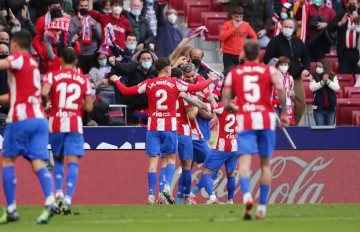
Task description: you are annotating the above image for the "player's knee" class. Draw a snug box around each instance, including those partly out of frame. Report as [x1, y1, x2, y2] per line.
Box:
[2, 157, 15, 167]
[181, 159, 192, 169]
[202, 167, 213, 174]
[238, 169, 251, 178]
[227, 171, 235, 177]
[166, 153, 176, 164]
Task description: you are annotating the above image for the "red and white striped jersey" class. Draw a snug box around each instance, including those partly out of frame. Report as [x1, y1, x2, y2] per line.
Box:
[210, 102, 237, 152]
[224, 61, 277, 131]
[189, 116, 204, 140]
[345, 17, 358, 49]
[43, 68, 91, 133]
[188, 74, 211, 100]
[5, 52, 46, 123]
[176, 95, 192, 136]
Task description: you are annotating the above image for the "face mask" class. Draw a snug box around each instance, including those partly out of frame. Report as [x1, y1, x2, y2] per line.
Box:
[127, 44, 136, 50]
[141, 61, 152, 70]
[191, 59, 201, 67]
[113, 6, 122, 15]
[233, 20, 242, 26]
[316, 67, 324, 74]
[282, 28, 294, 38]
[280, 12, 288, 20]
[348, 4, 356, 13]
[279, 65, 289, 74]
[91, 89, 96, 98]
[0, 54, 8, 59]
[168, 14, 177, 24]
[146, 0, 154, 3]
[79, 8, 88, 16]
[98, 59, 107, 66]
[131, 9, 141, 16]
[11, 27, 21, 34]
[314, 0, 323, 7]
[50, 8, 62, 20]
[356, 27, 360, 33]
[103, 9, 112, 14]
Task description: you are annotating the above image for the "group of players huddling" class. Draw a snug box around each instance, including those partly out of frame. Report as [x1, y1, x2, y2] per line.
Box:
[0, 29, 289, 225]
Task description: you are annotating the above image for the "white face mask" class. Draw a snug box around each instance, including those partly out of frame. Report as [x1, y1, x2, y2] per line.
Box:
[103, 9, 112, 14]
[279, 65, 289, 74]
[168, 14, 177, 24]
[316, 67, 324, 74]
[112, 6, 122, 15]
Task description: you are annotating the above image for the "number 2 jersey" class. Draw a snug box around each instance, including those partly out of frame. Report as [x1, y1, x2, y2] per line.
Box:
[43, 68, 91, 133]
[4, 52, 46, 123]
[224, 61, 277, 131]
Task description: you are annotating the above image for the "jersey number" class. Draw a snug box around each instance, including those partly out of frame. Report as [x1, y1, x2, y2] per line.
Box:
[243, 75, 260, 103]
[224, 114, 236, 133]
[156, 89, 168, 110]
[56, 83, 81, 110]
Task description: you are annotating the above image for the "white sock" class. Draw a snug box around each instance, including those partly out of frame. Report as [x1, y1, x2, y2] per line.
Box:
[64, 196, 71, 206]
[209, 195, 216, 201]
[189, 192, 195, 198]
[243, 192, 253, 204]
[7, 203, 17, 213]
[55, 191, 64, 199]
[45, 195, 56, 206]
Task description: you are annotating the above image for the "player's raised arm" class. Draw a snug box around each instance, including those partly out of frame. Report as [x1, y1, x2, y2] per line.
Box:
[110, 75, 143, 96]
[271, 68, 290, 127]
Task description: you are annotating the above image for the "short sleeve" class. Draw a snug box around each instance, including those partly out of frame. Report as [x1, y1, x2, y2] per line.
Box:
[175, 79, 190, 92]
[6, 53, 23, 71]
[43, 72, 53, 85]
[137, 80, 148, 94]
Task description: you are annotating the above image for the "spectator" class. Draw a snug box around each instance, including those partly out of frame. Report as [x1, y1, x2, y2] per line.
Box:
[272, 2, 296, 37]
[0, 16, 7, 32]
[272, 56, 295, 124]
[264, 18, 311, 125]
[100, 0, 112, 13]
[0, 31, 9, 44]
[142, 0, 160, 37]
[8, 7, 37, 37]
[220, 6, 257, 70]
[328, 0, 360, 74]
[125, 0, 155, 51]
[8, 0, 43, 25]
[154, 4, 182, 58]
[88, 0, 133, 50]
[0, 43, 8, 125]
[69, 0, 102, 74]
[110, 49, 157, 124]
[296, 0, 336, 61]
[332, 0, 347, 14]
[32, 0, 64, 58]
[0, 0, 7, 19]
[230, 0, 272, 46]
[89, 51, 115, 104]
[190, 48, 210, 80]
[309, 59, 340, 126]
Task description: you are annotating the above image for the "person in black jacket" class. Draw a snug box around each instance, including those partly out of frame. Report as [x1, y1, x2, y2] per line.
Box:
[110, 49, 158, 124]
[309, 59, 340, 126]
[328, 0, 360, 74]
[264, 18, 311, 125]
[125, 0, 155, 51]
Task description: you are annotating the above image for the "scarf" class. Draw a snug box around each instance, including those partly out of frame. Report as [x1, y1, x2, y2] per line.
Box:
[272, 13, 282, 36]
[99, 23, 116, 55]
[300, 1, 309, 43]
[45, 17, 70, 44]
[79, 13, 92, 45]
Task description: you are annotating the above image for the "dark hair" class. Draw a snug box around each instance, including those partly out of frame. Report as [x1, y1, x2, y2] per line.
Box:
[110, 0, 123, 6]
[50, 8, 63, 20]
[317, 59, 335, 80]
[48, 0, 63, 6]
[244, 41, 260, 61]
[11, 30, 32, 50]
[126, 33, 137, 39]
[137, 49, 153, 62]
[154, 57, 171, 72]
[276, 56, 290, 67]
[171, 68, 183, 79]
[91, 51, 107, 69]
[232, 6, 244, 15]
[61, 47, 78, 64]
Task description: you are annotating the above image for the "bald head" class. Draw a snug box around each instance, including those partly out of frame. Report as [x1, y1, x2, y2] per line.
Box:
[0, 44, 9, 56]
[0, 31, 9, 44]
[190, 48, 203, 60]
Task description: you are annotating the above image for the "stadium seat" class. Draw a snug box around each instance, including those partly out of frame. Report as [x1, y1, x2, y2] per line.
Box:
[334, 61, 339, 73]
[325, 57, 338, 73]
[336, 98, 360, 125]
[337, 74, 355, 88]
[302, 77, 313, 105]
[211, 0, 223, 11]
[325, 50, 337, 58]
[352, 111, 360, 125]
[310, 62, 317, 74]
[335, 89, 343, 98]
[344, 86, 360, 98]
[169, 0, 185, 16]
[201, 12, 227, 41]
[259, 48, 266, 63]
[185, 1, 212, 28]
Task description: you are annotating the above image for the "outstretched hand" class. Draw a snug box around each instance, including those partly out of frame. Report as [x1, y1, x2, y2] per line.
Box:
[207, 72, 218, 82]
[110, 75, 120, 82]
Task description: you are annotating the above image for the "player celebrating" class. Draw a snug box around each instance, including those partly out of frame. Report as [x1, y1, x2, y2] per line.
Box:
[110, 57, 216, 204]
[0, 30, 59, 224]
[222, 41, 289, 220]
[42, 47, 93, 215]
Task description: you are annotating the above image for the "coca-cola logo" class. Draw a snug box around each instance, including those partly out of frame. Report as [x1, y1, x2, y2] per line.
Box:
[171, 156, 334, 204]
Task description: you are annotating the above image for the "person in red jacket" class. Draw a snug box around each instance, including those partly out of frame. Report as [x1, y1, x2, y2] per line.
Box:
[32, 0, 64, 59]
[88, 0, 132, 50]
[219, 6, 257, 70]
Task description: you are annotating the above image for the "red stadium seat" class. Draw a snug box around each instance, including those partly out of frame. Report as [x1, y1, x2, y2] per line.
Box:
[201, 12, 227, 41]
[334, 61, 339, 73]
[310, 62, 317, 74]
[302, 77, 313, 105]
[211, 0, 223, 11]
[336, 74, 355, 88]
[335, 89, 343, 98]
[185, 1, 212, 28]
[336, 98, 360, 125]
[344, 86, 360, 98]
[169, 0, 185, 16]
[325, 57, 337, 73]
[352, 111, 360, 125]
[325, 50, 337, 58]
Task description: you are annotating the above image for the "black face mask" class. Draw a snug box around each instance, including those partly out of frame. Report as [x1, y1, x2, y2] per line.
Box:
[79, 8, 88, 16]
[0, 54, 8, 59]
[348, 4, 356, 13]
[191, 59, 201, 67]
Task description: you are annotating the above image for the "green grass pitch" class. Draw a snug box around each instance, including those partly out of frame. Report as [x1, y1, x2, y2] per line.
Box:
[1, 204, 360, 232]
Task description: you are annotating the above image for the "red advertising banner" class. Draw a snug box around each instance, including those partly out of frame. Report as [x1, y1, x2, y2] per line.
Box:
[0, 150, 359, 205]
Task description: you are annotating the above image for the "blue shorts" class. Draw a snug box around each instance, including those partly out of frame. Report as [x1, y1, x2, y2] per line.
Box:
[193, 139, 210, 164]
[2, 118, 49, 160]
[50, 132, 84, 157]
[237, 130, 276, 157]
[197, 116, 211, 141]
[178, 135, 193, 161]
[204, 149, 238, 173]
[146, 131, 178, 156]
